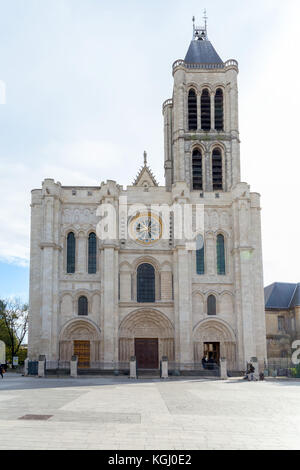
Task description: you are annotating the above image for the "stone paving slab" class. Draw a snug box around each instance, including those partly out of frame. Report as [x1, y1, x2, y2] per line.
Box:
[0, 374, 300, 450]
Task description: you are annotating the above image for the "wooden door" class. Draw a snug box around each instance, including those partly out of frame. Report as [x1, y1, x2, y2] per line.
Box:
[135, 338, 159, 369]
[74, 340, 90, 368]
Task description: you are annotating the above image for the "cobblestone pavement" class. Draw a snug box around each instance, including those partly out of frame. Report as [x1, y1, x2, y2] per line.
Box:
[0, 374, 300, 450]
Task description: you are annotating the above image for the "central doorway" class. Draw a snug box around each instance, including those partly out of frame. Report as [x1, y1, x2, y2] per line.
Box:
[135, 338, 158, 369]
[74, 340, 90, 368]
[204, 342, 220, 364]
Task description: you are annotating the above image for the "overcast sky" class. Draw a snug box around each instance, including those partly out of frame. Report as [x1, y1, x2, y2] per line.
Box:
[0, 0, 299, 300]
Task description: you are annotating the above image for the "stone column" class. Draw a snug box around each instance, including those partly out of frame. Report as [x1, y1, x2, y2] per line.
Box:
[232, 186, 257, 369]
[174, 246, 193, 366]
[77, 232, 86, 273]
[205, 149, 212, 192]
[197, 93, 201, 130]
[163, 101, 173, 191]
[250, 194, 267, 371]
[102, 245, 119, 366]
[39, 180, 62, 361]
[211, 91, 215, 130]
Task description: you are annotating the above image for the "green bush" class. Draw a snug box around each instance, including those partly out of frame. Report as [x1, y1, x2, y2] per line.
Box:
[290, 364, 300, 378]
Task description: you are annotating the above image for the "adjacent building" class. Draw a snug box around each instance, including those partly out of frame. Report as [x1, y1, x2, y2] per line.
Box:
[265, 282, 300, 359]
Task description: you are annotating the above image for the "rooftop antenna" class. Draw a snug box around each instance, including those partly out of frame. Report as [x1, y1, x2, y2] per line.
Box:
[192, 12, 208, 41]
[203, 9, 208, 35]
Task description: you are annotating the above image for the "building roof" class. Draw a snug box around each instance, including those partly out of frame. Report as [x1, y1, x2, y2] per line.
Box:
[264, 282, 300, 309]
[184, 39, 223, 65]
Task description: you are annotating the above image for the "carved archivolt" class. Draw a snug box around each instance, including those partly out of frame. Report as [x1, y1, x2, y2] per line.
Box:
[119, 309, 175, 362]
[193, 318, 236, 368]
[193, 318, 236, 343]
[119, 309, 174, 339]
[60, 319, 101, 341]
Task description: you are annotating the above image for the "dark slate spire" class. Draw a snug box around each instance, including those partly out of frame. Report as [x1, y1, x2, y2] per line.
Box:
[185, 14, 223, 65]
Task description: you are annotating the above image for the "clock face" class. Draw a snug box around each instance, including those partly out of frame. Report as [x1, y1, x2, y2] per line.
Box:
[129, 212, 162, 245]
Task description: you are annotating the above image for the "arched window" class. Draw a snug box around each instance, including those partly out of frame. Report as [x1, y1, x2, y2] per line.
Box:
[215, 88, 224, 131]
[207, 295, 216, 315]
[67, 232, 75, 273]
[196, 234, 205, 275]
[88, 232, 97, 274]
[217, 234, 226, 275]
[137, 263, 155, 303]
[188, 89, 197, 130]
[212, 148, 223, 190]
[201, 88, 211, 131]
[78, 296, 88, 316]
[192, 149, 203, 190]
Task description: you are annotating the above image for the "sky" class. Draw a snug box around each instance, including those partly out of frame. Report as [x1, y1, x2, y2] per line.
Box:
[0, 0, 299, 301]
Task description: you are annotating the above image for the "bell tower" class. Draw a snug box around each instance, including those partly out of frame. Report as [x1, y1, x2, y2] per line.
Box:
[163, 15, 240, 192]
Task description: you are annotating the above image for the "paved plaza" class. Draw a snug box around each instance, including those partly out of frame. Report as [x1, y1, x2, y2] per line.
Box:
[0, 373, 300, 450]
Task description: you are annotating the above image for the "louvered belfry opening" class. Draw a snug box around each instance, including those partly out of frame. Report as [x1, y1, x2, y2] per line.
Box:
[192, 149, 203, 190]
[188, 89, 197, 130]
[201, 88, 211, 131]
[215, 88, 224, 131]
[212, 148, 223, 190]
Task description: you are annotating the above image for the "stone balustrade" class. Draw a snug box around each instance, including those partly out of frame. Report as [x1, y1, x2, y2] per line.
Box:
[172, 59, 238, 74]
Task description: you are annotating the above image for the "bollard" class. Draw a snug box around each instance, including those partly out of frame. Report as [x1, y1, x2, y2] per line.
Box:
[250, 357, 259, 381]
[38, 355, 46, 378]
[161, 356, 168, 379]
[129, 356, 137, 379]
[24, 358, 29, 376]
[220, 358, 228, 380]
[70, 355, 78, 378]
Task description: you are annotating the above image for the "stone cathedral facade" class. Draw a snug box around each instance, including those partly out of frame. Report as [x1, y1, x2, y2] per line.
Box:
[28, 22, 267, 372]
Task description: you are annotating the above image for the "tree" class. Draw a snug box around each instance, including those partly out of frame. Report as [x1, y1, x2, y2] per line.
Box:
[0, 299, 28, 366]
